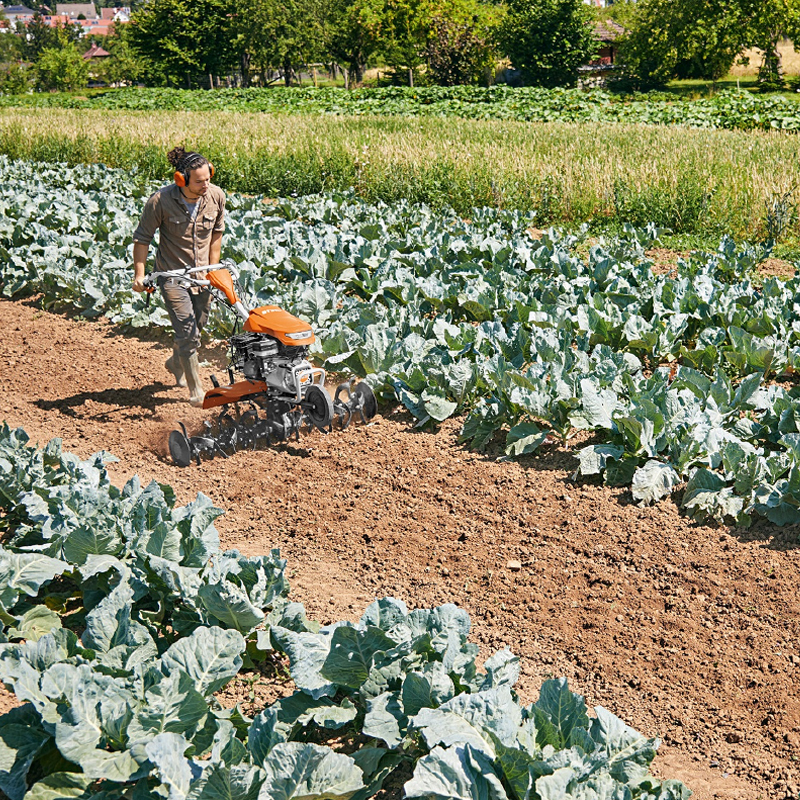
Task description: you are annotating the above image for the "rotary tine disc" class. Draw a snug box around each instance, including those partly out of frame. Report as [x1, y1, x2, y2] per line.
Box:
[350, 382, 377, 423]
[334, 380, 377, 428]
[333, 380, 355, 429]
[169, 421, 196, 467]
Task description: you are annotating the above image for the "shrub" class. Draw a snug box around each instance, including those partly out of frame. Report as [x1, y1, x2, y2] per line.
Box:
[35, 44, 89, 91]
[497, 0, 597, 88]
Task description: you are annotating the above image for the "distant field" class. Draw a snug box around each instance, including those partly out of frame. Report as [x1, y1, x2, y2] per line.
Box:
[2, 106, 800, 240]
[5, 85, 800, 130]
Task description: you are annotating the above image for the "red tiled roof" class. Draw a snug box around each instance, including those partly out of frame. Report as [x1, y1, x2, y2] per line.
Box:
[82, 43, 110, 59]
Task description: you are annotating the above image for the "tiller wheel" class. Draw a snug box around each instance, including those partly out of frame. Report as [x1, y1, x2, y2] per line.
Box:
[333, 379, 378, 430]
[168, 381, 377, 467]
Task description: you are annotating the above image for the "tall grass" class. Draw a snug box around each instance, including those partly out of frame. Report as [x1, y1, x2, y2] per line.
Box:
[1, 107, 797, 239]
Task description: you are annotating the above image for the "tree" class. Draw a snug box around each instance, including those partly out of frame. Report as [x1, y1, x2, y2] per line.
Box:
[35, 44, 89, 91]
[498, 0, 597, 88]
[743, 0, 800, 87]
[425, 0, 500, 85]
[233, 0, 325, 86]
[619, 0, 754, 87]
[94, 28, 145, 86]
[379, 0, 430, 84]
[19, 12, 57, 61]
[128, 0, 238, 87]
[0, 62, 32, 94]
[324, 0, 385, 85]
[0, 15, 23, 65]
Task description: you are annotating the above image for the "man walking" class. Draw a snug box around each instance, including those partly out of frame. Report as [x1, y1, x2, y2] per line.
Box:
[132, 147, 226, 406]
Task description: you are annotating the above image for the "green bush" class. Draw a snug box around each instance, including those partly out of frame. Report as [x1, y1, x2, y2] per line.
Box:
[497, 0, 597, 88]
[0, 62, 32, 95]
[35, 44, 89, 92]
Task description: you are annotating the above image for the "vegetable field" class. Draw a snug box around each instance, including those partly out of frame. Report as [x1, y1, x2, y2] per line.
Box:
[3, 158, 800, 527]
[4, 106, 800, 239]
[0, 424, 689, 800]
[2, 157, 800, 798]
[6, 87, 800, 131]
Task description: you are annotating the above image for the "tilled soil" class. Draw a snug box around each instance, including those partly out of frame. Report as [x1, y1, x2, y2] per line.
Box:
[2, 297, 799, 799]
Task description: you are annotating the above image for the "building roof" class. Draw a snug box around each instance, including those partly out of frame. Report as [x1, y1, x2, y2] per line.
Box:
[3, 5, 36, 16]
[594, 20, 625, 42]
[55, 3, 98, 18]
[100, 5, 129, 20]
[83, 43, 109, 59]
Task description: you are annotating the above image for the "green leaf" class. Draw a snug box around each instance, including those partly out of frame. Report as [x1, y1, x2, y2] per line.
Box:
[363, 692, 406, 748]
[145, 733, 201, 800]
[576, 444, 625, 476]
[22, 773, 93, 800]
[270, 627, 336, 700]
[259, 743, 364, 800]
[160, 627, 245, 696]
[62, 524, 122, 565]
[412, 688, 521, 756]
[7, 606, 62, 642]
[631, 460, 681, 505]
[197, 582, 265, 633]
[0, 549, 70, 613]
[0, 705, 52, 800]
[128, 670, 208, 741]
[531, 678, 589, 750]
[404, 744, 508, 800]
[422, 391, 458, 422]
[320, 625, 395, 690]
[187, 763, 264, 800]
[505, 423, 550, 457]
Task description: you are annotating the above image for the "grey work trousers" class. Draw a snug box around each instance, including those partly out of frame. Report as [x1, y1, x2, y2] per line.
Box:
[160, 280, 211, 359]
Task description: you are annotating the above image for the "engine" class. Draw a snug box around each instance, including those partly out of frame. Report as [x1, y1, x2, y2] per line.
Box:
[230, 331, 309, 394]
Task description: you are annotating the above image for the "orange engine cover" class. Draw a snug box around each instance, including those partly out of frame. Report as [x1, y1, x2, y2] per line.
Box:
[202, 380, 267, 410]
[244, 305, 315, 346]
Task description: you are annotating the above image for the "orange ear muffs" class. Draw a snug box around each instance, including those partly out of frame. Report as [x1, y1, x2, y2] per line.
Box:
[174, 162, 214, 187]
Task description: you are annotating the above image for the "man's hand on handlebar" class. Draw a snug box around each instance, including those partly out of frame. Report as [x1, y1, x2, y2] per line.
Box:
[133, 264, 236, 294]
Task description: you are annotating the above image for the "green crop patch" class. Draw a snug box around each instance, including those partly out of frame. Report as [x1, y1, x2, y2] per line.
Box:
[5, 86, 800, 131]
[0, 425, 690, 799]
[2, 158, 800, 525]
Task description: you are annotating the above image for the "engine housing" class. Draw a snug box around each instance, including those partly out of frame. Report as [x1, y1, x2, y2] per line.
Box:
[229, 331, 309, 389]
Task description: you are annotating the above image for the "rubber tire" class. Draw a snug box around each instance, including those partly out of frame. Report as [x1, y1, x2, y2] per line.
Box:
[303, 384, 334, 429]
[168, 429, 192, 467]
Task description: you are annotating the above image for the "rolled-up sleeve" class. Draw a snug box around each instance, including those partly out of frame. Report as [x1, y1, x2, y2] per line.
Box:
[132, 192, 162, 246]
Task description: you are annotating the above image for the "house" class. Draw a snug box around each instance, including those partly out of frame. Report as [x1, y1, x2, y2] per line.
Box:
[100, 6, 129, 22]
[592, 19, 625, 66]
[55, 3, 98, 19]
[2, 5, 36, 23]
[82, 42, 109, 59]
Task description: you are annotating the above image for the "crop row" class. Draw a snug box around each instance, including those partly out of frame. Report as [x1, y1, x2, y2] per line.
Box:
[1, 106, 797, 238]
[2, 158, 800, 525]
[5, 86, 800, 131]
[0, 423, 689, 799]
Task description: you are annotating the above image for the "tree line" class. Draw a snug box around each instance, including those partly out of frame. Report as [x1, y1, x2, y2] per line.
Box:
[124, 0, 602, 90]
[610, 0, 800, 89]
[3, 0, 800, 94]
[0, 0, 602, 92]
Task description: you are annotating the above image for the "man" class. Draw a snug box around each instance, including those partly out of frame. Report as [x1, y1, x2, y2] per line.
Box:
[131, 147, 226, 406]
